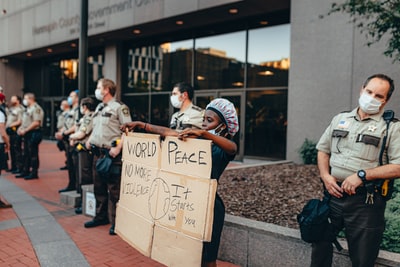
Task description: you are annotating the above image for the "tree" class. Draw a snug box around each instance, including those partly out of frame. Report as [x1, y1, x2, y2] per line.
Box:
[324, 0, 400, 62]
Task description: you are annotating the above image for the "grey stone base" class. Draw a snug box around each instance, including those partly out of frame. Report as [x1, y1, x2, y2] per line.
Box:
[60, 190, 81, 208]
[219, 214, 400, 267]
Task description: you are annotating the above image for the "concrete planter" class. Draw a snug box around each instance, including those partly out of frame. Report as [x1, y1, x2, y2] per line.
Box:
[219, 214, 400, 267]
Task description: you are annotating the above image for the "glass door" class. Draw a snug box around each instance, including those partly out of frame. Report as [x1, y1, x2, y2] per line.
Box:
[218, 91, 244, 161]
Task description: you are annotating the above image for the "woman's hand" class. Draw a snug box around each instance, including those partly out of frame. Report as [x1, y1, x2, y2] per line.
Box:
[178, 128, 204, 140]
[120, 121, 143, 133]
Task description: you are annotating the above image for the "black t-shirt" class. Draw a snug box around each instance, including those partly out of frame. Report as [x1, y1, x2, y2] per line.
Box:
[211, 143, 235, 180]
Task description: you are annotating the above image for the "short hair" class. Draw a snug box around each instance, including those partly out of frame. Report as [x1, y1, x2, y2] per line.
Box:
[80, 97, 95, 111]
[99, 78, 116, 96]
[174, 82, 194, 100]
[12, 95, 22, 103]
[363, 74, 395, 100]
[24, 92, 35, 100]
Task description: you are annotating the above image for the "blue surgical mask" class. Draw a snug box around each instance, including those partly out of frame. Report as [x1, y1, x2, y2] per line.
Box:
[67, 96, 73, 106]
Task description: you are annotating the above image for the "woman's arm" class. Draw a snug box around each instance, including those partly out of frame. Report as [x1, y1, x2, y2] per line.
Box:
[179, 129, 237, 155]
[121, 121, 179, 137]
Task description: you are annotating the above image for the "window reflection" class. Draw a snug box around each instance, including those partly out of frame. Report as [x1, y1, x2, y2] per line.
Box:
[162, 40, 193, 91]
[248, 24, 290, 87]
[195, 31, 245, 89]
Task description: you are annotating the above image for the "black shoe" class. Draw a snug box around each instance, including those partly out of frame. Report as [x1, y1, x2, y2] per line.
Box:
[109, 224, 116, 235]
[15, 173, 29, 178]
[58, 187, 76, 193]
[24, 173, 38, 180]
[75, 207, 82, 214]
[60, 166, 68, 170]
[84, 219, 109, 228]
[11, 169, 20, 174]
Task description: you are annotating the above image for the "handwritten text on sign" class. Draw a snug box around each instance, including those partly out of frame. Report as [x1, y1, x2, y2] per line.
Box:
[118, 133, 215, 241]
[161, 136, 212, 179]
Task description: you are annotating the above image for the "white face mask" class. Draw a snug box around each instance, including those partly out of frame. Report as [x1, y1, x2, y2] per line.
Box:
[170, 95, 183, 109]
[23, 99, 29, 106]
[208, 124, 223, 136]
[358, 92, 382, 115]
[95, 89, 104, 101]
[80, 106, 85, 114]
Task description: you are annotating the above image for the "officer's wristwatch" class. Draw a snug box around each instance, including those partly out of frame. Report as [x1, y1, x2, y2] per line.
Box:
[357, 169, 367, 184]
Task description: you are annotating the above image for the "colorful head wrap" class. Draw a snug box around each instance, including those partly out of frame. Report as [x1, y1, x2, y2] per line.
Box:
[206, 98, 239, 136]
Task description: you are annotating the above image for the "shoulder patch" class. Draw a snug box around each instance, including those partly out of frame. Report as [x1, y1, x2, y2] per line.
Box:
[192, 105, 203, 112]
[121, 106, 130, 117]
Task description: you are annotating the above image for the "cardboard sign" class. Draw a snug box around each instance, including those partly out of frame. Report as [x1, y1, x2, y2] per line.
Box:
[154, 170, 217, 240]
[161, 136, 212, 179]
[116, 133, 217, 266]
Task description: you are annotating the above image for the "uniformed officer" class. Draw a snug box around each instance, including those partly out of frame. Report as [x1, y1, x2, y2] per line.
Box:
[312, 74, 400, 267]
[84, 78, 131, 235]
[69, 97, 95, 214]
[0, 93, 10, 175]
[169, 82, 203, 130]
[15, 93, 44, 180]
[56, 90, 79, 192]
[6, 95, 24, 174]
[55, 99, 70, 170]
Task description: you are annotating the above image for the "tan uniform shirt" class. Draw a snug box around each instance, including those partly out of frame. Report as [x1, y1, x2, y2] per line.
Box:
[6, 105, 24, 129]
[317, 108, 400, 181]
[64, 107, 79, 130]
[21, 103, 44, 130]
[90, 98, 131, 148]
[56, 110, 69, 131]
[170, 103, 204, 130]
[75, 112, 94, 143]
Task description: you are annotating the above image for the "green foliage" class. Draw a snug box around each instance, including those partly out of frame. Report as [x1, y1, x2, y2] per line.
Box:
[382, 179, 400, 252]
[298, 139, 317, 165]
[324, 0, 400, 62]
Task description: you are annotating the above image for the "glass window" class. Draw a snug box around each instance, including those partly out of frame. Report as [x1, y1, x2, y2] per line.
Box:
[123, 95, 149, 121]
[245, 89, 287, 159]
[195, 31, 245, 89]
[161, 40, 193, 91]
[150, 94, 171, 127]
[247, 24, 290, 87]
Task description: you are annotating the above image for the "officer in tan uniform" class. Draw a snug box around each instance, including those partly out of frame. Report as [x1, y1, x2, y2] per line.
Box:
[6, 95, 24, 173]
[312, 74, 400, 267]
[55, 99, 70, 170]
[56, 90, 79, 192]
[69, 97, 95, 214]
[169, 82, 203, 130]
[84, 78, 131, 235]
[16, 93, 44, 180]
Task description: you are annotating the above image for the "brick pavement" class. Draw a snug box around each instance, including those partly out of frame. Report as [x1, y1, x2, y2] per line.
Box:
[0, 140, 239, 267]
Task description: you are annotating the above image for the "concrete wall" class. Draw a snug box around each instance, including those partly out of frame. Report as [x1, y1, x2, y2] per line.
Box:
[287, 0, 400, 163]
[0, 0, 242, 57]
[219, 214, 400, 267]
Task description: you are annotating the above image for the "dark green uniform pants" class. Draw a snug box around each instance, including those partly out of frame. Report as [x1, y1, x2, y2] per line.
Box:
[65, 141, 77, 190]
[93, 151, 122, 225]
[311, 187, 386, 267]
[21, 130, 42, 175]
[8, 131, 22, 171]
[75, 150, 94, 194]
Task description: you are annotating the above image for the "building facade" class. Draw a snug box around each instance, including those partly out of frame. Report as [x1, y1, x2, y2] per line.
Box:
[0, 0, 399, 162]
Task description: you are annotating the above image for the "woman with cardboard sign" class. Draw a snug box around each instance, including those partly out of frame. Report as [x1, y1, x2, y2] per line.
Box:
[122, 98, 239, 267]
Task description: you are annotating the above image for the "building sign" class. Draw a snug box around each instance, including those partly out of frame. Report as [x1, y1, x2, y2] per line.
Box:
[116, 133, 217, 267]
[0, 0, 242, 57]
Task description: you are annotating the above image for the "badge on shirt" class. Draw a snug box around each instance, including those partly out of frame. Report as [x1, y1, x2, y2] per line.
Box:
[368, 125, 377, 132]
[338, 120, 350, 129]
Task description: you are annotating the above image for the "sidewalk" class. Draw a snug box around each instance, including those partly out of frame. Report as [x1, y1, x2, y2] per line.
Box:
[0, 140, 240, 267]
